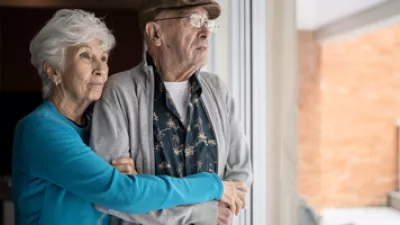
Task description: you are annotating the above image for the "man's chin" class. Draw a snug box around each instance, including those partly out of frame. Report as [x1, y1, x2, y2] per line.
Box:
[194, 56, 208, 67]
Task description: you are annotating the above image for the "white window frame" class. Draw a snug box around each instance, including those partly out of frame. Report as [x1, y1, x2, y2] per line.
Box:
[209, 0, 269, 224]
[227, 0, 268, 224]
[211, 0, 298, 224]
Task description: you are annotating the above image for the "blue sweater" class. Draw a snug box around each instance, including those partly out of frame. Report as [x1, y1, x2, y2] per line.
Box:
[11, 100, 223, 225]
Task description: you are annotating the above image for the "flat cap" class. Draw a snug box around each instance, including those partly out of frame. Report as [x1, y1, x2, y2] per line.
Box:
[139, 0, 221, 30]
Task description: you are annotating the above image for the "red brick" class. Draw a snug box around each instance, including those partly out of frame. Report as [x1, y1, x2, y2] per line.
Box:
[298, 26, 400, 211]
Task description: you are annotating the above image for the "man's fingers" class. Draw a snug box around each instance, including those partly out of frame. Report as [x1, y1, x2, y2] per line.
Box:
[112, 158, 139, 175]
[112, 158, 134, 166]
[217, 212, 229, 224]
[218, 218, 228, 225]
[218, 200, 235, 225]
[114, 164, 133, 173]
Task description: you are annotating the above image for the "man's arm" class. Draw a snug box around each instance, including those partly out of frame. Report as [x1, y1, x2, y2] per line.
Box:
[95, 202, 218, 225]
[222, 81, 253, 186]
[90, 82, 219, 225]
[211, 79, 253, 225]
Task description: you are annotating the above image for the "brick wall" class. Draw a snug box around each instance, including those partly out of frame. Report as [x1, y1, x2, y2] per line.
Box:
[298, 31, 323, 209]
[298, 25, 400, 210]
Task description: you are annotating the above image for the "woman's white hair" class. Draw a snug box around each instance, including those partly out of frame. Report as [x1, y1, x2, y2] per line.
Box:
[29, 9, 116, 98]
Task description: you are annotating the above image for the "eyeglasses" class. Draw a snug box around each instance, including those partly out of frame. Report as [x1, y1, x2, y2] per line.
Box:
[154, 13, 219, 33]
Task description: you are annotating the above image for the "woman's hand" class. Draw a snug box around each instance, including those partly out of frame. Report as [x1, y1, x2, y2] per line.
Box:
[111, 157, 138, 175]
[220, 181, 248, 216]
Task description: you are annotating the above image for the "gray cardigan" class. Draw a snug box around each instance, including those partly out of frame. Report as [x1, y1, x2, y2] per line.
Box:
[90, 61, 253, 225]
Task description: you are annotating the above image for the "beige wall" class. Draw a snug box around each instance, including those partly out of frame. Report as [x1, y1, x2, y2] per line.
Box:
[266, 0, 298, 224]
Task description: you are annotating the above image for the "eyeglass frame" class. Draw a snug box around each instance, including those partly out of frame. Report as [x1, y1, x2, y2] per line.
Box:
[153, 13, 219, 32]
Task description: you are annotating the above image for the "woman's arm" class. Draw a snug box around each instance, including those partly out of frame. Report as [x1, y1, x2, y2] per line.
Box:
[20, 119, 223, 214]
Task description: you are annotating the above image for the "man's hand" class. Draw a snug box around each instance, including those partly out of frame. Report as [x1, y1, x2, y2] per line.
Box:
[112, 157, 138, 175]
[217, 202, 234, 225]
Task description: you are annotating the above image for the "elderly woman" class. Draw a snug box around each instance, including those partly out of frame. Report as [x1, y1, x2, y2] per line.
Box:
[11, 9, 246, 225]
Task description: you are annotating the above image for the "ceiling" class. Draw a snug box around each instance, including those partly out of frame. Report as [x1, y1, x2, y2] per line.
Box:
[0, 0, 139, 9]
[296, 0, 387, 30]
[0, 0, 391, 31]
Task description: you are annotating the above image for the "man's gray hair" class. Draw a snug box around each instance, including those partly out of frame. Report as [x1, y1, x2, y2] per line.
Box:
[29, 9, 116, 98]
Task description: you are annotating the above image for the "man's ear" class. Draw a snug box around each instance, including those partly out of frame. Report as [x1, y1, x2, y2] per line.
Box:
[145, 22, 162, 47]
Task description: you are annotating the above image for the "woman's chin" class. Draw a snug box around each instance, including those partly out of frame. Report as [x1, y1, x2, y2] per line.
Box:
[86, 91, 103, 102]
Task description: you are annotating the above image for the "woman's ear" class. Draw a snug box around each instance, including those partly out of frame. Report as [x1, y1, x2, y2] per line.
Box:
[145, 22, 162, 47]
[44, 62, 60, 86]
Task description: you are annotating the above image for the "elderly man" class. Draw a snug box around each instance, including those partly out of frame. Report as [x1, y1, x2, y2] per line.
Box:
[90, 0, 253, 224]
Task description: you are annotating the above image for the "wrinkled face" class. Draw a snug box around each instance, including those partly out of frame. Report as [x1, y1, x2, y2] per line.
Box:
[58, 39, 109, 103]
[156, 7, 212, 68]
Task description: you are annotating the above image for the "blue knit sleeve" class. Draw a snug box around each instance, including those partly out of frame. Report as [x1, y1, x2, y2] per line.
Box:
[21, 118, 223, 214]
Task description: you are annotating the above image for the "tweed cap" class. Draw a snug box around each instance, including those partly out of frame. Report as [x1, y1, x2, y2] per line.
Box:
[138, 0, 221, 30]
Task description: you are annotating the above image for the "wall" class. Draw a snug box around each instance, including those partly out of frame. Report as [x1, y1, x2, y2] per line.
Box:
[0, 7, 143, 92]
[298, 25, 400, 210]
[0, 7, 144, 176]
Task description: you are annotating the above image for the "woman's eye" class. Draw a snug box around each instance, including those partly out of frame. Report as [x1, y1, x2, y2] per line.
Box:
[101, 56, 108, 62]
[80, 52, 91, 60]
